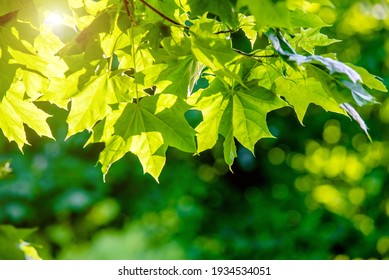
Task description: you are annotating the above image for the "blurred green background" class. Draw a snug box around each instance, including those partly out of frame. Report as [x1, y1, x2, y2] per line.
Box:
[1, 0, 389, 260]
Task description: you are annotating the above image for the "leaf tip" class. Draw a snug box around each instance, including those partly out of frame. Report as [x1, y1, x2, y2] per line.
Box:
[146, 171, 160, 183]
[102, 164, 111, 183]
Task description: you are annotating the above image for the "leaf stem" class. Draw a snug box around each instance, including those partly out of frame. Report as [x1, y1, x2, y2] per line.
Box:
[215, 29, 235, 34]
[233, 48, 278, 60]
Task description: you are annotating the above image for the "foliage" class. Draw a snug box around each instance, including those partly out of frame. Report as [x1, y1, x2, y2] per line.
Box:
[0, 0, 386, 181]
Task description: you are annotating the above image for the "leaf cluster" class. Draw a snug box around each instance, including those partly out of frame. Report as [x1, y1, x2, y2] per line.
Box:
[0, 0, 386, 180]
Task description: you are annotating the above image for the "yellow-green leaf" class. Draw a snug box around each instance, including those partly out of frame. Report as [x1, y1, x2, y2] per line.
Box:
[274, 75, 346, 124]
[189, 77, 288, 166]
[66, 73, 117, 137]
[89, 94, 196, 180]
[0, 82, 53, 150]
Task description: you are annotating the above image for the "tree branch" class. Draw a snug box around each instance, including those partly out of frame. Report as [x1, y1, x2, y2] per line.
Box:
[138, 1, 238, 35]
[135, 1, 276, 61]
[139, 0, 189, 30]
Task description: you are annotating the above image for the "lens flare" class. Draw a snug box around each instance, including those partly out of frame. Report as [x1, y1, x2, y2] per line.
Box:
[45, 13, 63, 25]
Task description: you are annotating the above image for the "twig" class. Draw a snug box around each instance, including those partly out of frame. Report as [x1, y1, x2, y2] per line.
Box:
[139, 0, 189, 30]
[233, 48, 277, 59]
[137, 1, 241, 36]
[133, 1, 277, 61]
[122, 0, 132, 21]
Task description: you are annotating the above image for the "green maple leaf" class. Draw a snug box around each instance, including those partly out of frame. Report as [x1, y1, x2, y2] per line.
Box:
[188, 78, 229, 153]
[189, 18, 243, 85]
[66, 73, 119, 138]
[0, 26, 31, 98]
[41, 70, 85, 109]
[247, 62, 282, 90]
[59, 10, 112, 56]
[88, 94, 196, 181]
[153, 56, 204, 98]
[290, 10, 329, 29]
[21, 70, 49, 101]
[274, 75, 346, 124]
[187, 0, 238, 28]
[291, 28, 341, 55]
[9, 48, 68, 79]
[145, 0, 186, 25]
[189, 77, 288, 166]
[0, 81, 53, 150]
[160, 26, 192, 57]
[266, 29, 380, 108]
[237, 0, 290, 30]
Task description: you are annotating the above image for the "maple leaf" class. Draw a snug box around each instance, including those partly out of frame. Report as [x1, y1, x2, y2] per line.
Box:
[0, 81, 53, 150]
[187, 0, 238, 28]
[189, 18, 243, 85]
[274, 74, 346, 124]
[0, 26, 30, 99]
[189, 77, 288, 166]
[237, 0, 290, 30]
[66, 73, 118, 138]
[88, 94, 196, 180]
[153, 56, 198, 98]
[289, 10, 330, 29]
[291, 28, 340, 55]
[247, 63, 282, 90]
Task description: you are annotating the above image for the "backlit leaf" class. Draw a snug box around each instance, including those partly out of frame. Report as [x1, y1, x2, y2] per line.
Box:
[274, 75, 346, 124]
[247, 63, 282, 90]
[89, 94, 196, 180]
[291, 28, 341, 55]
[66, 73, 118, 137]
[237, 0, 290, 30]
[189, 77, 288, 166]
[188, 0, 238, 28]
[290, 10, 329, 28]
[190, 19, 243, 85]
[0, 82, 53, 150]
